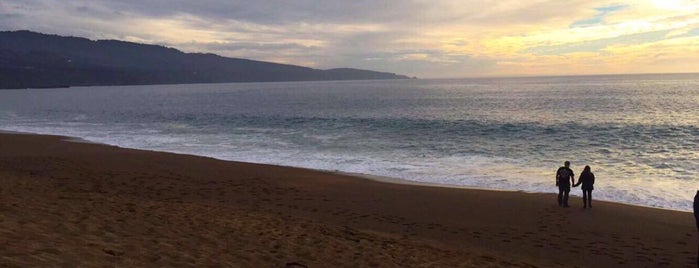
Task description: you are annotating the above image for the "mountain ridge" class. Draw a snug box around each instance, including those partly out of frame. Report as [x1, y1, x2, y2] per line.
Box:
[0, 30, 410, 89]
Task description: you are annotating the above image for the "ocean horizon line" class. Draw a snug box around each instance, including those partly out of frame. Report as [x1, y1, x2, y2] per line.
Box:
[428, 71, 699, 80]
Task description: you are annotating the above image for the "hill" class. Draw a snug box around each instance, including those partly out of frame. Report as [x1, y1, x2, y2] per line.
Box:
[0, 31, 409, 89]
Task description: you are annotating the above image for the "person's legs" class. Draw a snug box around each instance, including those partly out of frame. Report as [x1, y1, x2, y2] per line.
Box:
[582, 190, 588, 208]
[587, 190, 592, 208]
[563, 189, 570, 207]
[558, 187, 563, 207]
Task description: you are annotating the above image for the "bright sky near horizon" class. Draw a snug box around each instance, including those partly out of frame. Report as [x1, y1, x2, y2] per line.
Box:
[1, 0, 698, 78]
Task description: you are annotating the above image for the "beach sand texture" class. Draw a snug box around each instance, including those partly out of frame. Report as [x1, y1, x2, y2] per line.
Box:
[0, 133, 696, 267]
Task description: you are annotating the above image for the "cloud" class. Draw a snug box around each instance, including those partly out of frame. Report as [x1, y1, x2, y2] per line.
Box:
[1, 0, 698, 77]
[523, 29, 670, 55]
[570, 4, 627, 27]
[21, 0, 431, 25]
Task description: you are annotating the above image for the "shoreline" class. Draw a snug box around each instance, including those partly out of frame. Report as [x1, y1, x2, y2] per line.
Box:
[0, 131, 696, 267]
[1, 129, 690, 213]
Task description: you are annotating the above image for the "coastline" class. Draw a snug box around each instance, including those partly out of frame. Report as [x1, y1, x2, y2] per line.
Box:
[2, 129, 691, 213]
[0, 131, 696, 267]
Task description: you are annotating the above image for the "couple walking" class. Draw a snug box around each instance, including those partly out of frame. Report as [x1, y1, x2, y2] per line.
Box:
[556, 161, 595, 208]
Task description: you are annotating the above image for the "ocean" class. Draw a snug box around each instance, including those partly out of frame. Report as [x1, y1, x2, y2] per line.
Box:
[1, 73, 697, 211]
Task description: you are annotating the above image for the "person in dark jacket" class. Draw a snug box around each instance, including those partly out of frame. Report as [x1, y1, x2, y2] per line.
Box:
[556, 161, 575, 207]
[694, 191, 698, 265]
[573, 165, 595, 208]
[694, 190, 698, 231]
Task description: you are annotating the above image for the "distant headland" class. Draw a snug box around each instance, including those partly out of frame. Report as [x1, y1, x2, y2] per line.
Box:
[0, 30, 411, 89]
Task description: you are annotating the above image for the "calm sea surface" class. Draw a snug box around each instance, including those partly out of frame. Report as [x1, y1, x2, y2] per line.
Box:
[1, 74, 698, 211]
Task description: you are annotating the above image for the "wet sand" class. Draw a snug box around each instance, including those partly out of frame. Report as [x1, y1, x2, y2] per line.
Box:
[0, 132, 696, 267]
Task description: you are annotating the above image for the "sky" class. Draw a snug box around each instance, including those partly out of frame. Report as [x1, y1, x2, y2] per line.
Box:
[1, 0, 698, 78]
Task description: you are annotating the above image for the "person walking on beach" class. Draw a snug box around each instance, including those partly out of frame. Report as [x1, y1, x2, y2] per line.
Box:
[555, 161, 575, 207]
[572, 165, 595, 208]
[694, 190, 698, 265]
[695, 190, 699, 231]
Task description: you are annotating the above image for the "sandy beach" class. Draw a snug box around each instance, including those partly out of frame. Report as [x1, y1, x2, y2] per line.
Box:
[0, 132, 696, 267]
